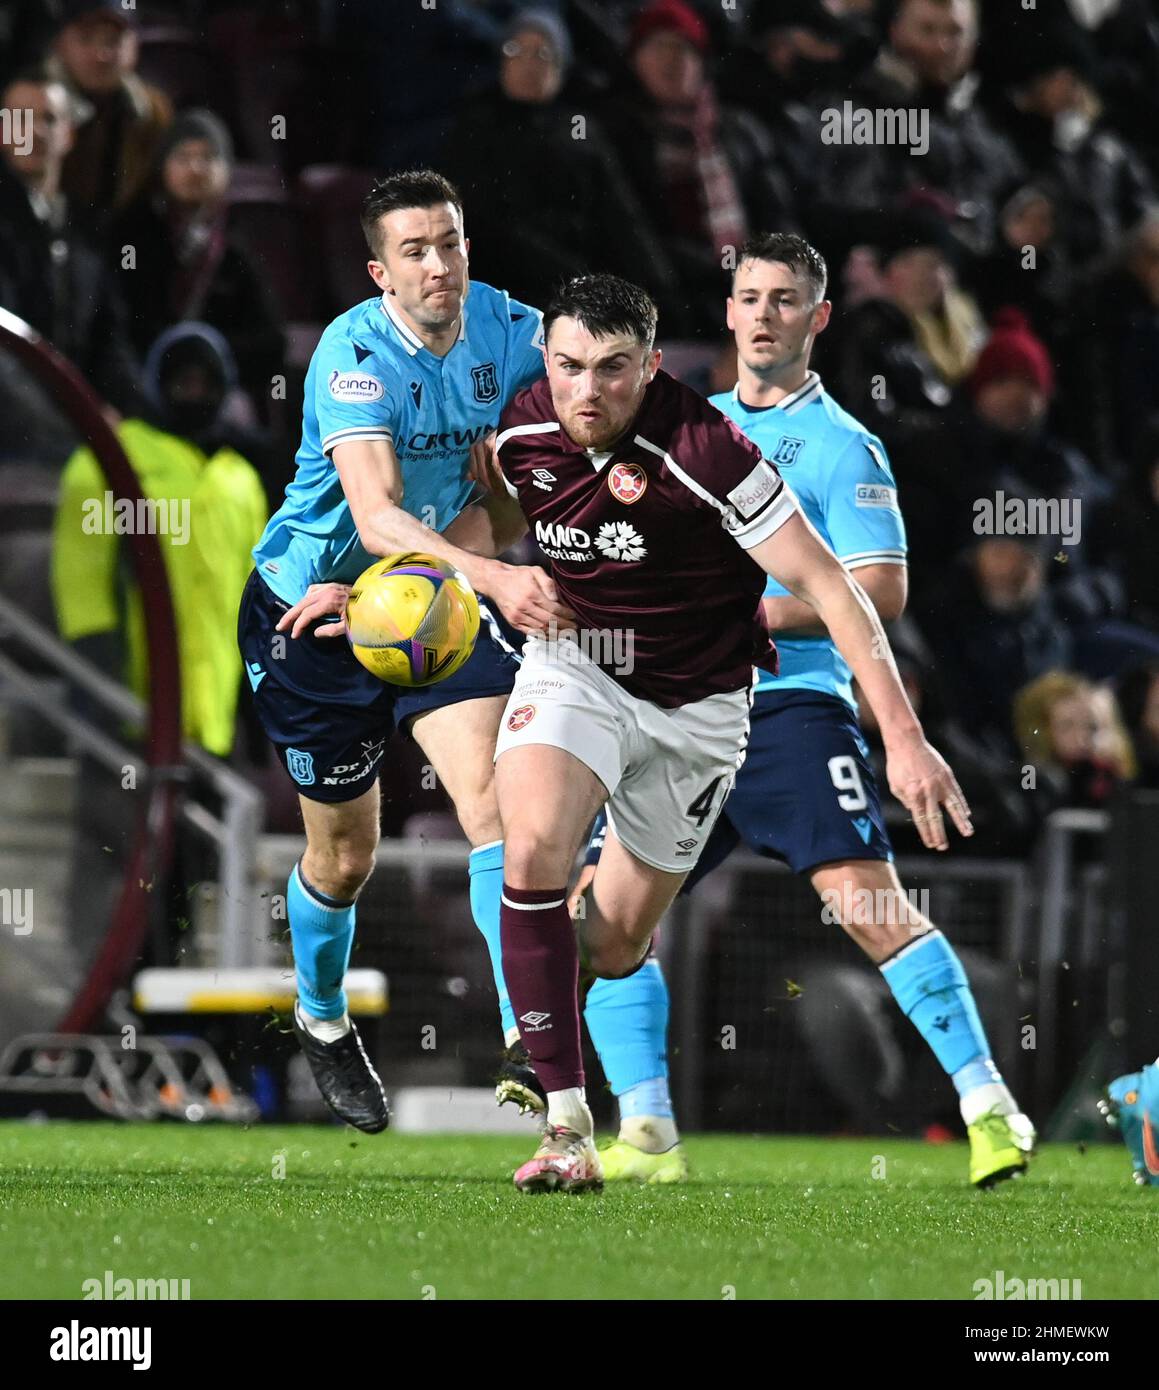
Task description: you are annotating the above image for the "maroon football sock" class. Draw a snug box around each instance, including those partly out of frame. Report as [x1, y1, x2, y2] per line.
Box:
[500, 883, 584, 1092]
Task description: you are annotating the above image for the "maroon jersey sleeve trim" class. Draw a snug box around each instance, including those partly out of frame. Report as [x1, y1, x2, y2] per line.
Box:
[495, 420, 559, 453]
[494, 420, 559, 498]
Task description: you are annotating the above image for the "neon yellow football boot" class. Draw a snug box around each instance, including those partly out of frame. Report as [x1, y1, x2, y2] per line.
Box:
[968, 1108, 1036, 1187]
[598, 1136, 689, 1184]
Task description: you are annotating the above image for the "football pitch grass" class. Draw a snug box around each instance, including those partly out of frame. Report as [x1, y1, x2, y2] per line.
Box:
[1, 1122, 1153, 1300]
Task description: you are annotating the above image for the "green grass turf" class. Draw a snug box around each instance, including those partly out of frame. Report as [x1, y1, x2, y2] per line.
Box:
[1, 1122, 1155, 1300]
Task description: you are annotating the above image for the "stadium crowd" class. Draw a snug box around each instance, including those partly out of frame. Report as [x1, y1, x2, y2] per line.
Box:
[1, 0, 1158, 855]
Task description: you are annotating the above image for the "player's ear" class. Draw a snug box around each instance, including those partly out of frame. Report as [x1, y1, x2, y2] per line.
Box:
[812, 299, 832, 335]
[646, 347, 661, 381]
[367, 260, 391, 293]
[725, 297, 736, 333]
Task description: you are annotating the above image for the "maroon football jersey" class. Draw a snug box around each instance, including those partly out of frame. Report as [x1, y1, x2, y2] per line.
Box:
[496, 370, 798, 707]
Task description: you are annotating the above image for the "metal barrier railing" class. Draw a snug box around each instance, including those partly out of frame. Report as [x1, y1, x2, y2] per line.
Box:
[0, 596, 264, 969]
[1032, 809, 1110, 1113]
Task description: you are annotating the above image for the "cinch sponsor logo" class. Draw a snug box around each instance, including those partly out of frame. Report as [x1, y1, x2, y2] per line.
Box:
[49, 1320, 152, 1370]
[328, 369, 385, 402]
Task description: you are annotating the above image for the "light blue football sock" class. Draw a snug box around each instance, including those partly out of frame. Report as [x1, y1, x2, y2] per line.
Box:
[584, 958, 671, 1110]
[880, 929, 994, 1077]
[468, 840, 516, 1041]
[288, 860, 356, 1021]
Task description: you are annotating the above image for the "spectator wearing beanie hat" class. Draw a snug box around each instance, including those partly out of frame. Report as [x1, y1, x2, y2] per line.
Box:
[110, 108, 285, 421]
[596, 0, 798, 336]
[968, 308, 1054, 432]
[951, 308, 1118, 625]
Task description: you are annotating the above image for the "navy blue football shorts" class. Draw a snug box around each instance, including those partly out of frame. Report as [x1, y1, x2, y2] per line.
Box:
[237, 569, 520, 802]
[684, 687, 894, 888]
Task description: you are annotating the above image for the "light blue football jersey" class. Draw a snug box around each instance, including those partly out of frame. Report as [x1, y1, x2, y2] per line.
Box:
[710, 372, 906, 710]
[253, 281, 545, 604]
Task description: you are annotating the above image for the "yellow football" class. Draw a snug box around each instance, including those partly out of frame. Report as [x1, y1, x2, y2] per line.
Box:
[345, 552, 480, 686]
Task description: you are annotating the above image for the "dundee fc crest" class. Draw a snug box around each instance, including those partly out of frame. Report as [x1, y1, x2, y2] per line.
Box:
[471, 362, 499, 404]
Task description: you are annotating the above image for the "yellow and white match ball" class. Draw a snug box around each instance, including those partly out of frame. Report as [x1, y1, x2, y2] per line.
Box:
[345, 552, 480, 686]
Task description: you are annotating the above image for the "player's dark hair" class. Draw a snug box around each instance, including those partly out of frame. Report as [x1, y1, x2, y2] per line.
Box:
[733, 232, 828, 304]
[543, 274, 658, 350]
[360, 169, 463, 259]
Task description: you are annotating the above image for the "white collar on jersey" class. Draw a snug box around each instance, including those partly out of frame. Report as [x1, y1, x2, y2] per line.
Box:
[732, 370, 822, 416]
[379, 291, 468, 356]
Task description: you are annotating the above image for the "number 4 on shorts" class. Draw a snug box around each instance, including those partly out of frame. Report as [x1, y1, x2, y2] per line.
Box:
[686, 775, 725, 828]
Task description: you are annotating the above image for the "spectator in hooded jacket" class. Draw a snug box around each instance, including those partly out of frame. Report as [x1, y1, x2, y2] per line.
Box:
[51, 321, 268, 758]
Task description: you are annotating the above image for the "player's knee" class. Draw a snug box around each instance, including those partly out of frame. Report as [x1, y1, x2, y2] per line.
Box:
[304, 836, 378, 901]
[454, 785, 502, 848]
[585, 938, 647, 980]
[502, 829, 574, 890]
[840, 916, 911, 961]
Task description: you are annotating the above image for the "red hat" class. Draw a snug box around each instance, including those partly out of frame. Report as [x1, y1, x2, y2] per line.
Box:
[970, 308, 1055, 399]
[629, 0, 710, 54]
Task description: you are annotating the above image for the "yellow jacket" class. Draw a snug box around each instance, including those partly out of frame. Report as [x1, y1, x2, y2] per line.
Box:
[52, 418, 268, 757]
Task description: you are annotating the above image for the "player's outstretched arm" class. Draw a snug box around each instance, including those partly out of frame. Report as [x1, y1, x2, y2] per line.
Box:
[332, 438, 574, 636]
[749, 512, 972, 851]
[761, 562, 907, 636]
[442, 488, 529, 560]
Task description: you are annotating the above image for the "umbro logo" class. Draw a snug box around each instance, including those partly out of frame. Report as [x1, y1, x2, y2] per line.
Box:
[674, 838, 698, 857]
[519, 1010, 552, 1032]
[352, 342, 373, 365]
[409, 380, 422, 408]
[532, 467, 556, 491]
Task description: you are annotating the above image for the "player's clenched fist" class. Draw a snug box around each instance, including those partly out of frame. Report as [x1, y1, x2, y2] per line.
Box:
[884, 733, 973, 852]
[277, 582, 351, 639]
[488, 562, 578, 636]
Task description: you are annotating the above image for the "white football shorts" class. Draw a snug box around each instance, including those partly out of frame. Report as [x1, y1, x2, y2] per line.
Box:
[494, 634, 752, 873]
